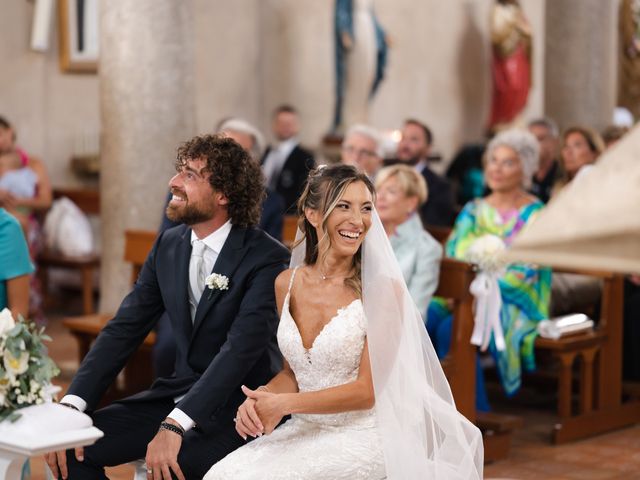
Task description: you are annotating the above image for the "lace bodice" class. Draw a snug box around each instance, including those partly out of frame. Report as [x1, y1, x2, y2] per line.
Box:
[277, 270, 376, 427]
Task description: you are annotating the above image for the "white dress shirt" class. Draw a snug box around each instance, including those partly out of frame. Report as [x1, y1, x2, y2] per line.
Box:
[61, 220, 233, 433]
[262, 137, 298, 189]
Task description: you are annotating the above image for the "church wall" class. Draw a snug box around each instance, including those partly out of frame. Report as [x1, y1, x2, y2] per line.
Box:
[1, 0, 614, 190]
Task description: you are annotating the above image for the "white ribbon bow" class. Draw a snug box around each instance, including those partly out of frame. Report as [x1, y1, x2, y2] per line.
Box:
[469, 271, 506, 351]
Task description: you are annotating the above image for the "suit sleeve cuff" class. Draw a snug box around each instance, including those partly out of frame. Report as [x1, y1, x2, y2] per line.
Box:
[167, 408, 195, 432]
[60, 395, 87, 412]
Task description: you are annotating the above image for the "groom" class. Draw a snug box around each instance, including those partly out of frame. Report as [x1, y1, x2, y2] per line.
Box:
[46, 134, 290, 479]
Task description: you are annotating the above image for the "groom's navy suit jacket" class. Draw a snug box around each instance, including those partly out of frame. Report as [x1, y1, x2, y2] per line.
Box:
[67, 224, 290, 433]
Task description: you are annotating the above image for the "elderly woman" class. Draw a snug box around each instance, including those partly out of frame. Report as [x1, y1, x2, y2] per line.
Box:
[375, 164, 442, 316]
[428, 129, 551, 408]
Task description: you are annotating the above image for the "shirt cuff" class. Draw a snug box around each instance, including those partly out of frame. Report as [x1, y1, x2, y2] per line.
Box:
[167, 408, 195, 432]
[60, 394, 87, 412]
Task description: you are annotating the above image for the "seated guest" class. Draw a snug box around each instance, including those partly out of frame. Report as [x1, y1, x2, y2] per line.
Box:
[261, 105, 315, 212]
[375, 164, 442, 316]
[0, 115, 52, 324]
[427, 128, 551, 409]
[550, 126, 605, 315]
[554, 125, 604, 192]
[446, 143, 486, 207]
[394, 119, 456, 226]
[0, 207, 32, 318]
[340, 124, 383, 179]
[528, 117, 562, 203]
[218, 118, 284, 240]
[0, 150, 38, 230]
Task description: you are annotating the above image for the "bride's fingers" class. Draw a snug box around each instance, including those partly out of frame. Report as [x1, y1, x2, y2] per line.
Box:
[244, 403, 264, 433]
[237, 407, 260, 437]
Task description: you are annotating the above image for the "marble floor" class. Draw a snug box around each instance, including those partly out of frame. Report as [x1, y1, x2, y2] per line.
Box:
[26, 293, 640, 479]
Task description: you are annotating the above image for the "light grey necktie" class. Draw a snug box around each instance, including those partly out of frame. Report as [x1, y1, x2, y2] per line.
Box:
[189, 240, 207, 309]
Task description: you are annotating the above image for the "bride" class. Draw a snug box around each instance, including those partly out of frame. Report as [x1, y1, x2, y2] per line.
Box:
[204, 164, 483, 479]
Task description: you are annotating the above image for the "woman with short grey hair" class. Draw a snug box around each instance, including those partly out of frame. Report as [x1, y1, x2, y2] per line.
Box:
[485, 128, 540, 190]
[427, 127, 551, 411]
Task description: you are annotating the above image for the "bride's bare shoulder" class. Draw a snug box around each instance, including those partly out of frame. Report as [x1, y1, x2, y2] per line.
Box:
[275, 268, 294, 294]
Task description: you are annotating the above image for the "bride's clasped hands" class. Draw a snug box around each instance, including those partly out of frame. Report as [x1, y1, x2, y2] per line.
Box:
[235, 385, 284, 438]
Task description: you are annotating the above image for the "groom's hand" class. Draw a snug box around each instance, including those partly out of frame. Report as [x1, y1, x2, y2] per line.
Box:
[44, 447, 84, 479]
[145, 418, 185, 480]
[241, 385, 285, 435]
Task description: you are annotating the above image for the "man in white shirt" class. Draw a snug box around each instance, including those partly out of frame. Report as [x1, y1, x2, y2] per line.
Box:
[261, 105, 315, 213]
[46, 134, 289, 479]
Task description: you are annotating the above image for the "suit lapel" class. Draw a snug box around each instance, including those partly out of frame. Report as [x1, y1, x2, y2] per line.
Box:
[192, 226, 248, 335]
[175, 228, 193, 338]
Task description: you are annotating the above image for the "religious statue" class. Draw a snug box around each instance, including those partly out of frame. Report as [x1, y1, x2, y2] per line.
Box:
[332, 0, 388, 134]
[618, 0, 640, 120]
[488, 0, 532, 130]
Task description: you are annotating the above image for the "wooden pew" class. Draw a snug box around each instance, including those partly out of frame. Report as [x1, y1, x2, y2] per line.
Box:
[38, 187, 100, 314]
[63, 229, 157, 405]
[434, 258, 522, 461]
[282, 215, 299, 247]
[534, 268, 640, 444]
[426, 225, 638, 446]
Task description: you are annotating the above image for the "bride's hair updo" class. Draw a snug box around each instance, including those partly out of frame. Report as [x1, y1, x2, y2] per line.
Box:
[295, 164, 375, 296]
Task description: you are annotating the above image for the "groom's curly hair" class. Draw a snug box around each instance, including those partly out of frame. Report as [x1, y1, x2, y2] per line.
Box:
[175, 134, 265, 227]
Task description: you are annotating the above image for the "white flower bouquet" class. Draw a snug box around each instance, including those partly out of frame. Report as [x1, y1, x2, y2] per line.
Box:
[0, 308, 59, 422]
[466, 235, 508, 351]
[465, 234, 507, 273]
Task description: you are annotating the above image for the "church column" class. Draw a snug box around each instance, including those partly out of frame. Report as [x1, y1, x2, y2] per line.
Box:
[99, 1, 196, 312]
[544, 0, 619, 130]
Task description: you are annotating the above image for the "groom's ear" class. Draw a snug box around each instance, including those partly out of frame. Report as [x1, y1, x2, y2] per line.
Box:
[216, 192, 229, 206]
[304, 207, 319, 228]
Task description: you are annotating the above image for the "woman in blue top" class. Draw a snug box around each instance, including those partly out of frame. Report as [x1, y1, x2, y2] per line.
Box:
[375, 164, 442, 317]
[0, 207, 33, 317]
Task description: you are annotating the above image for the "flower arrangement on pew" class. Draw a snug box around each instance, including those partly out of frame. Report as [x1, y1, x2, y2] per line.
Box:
[0, 308, 59, 422]
[466, 234, 508, 352]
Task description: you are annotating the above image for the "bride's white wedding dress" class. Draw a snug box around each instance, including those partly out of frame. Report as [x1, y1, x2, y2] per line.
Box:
[204, 269, 386, 479]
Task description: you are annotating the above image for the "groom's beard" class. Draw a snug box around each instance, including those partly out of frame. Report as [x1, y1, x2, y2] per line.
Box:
[166, 189, 215, 226]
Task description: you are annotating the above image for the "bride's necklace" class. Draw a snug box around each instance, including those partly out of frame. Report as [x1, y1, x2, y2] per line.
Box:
[319, 267, 350, 281]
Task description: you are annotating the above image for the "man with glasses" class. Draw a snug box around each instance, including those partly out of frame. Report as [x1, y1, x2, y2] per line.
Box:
[340, 124, 384, 179]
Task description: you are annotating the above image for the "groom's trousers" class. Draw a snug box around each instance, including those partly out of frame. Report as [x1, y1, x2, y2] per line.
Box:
[60, 398, 245, 480]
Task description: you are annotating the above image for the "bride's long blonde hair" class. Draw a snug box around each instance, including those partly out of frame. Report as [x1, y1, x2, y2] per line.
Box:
[294, 164, 375, 296]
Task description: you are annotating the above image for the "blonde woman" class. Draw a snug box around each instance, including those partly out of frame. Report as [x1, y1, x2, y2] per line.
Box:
[375, 164, 442, 316]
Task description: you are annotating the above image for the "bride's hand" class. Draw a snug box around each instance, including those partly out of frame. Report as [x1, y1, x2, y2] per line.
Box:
[241, 385, 286, 435]
[235, 396, 264, 440]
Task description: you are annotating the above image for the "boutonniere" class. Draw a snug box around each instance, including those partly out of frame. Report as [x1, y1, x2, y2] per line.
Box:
[205, 273, 230, 299]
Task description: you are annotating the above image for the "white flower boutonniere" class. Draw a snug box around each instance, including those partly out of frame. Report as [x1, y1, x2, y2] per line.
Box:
[205, 273, 230, 299]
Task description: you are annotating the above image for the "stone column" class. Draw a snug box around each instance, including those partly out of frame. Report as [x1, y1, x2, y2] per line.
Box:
[544, 0, 619, 130]
[99, 1, 196, 312]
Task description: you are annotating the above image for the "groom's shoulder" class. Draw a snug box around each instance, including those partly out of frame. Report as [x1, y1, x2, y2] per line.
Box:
[156, 224, 189, 246]
[242, 226, 290, 259]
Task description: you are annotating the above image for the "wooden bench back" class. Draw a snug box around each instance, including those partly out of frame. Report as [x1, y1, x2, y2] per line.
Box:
[124, 230, 157, 284]
[433, 258, 477, 422]
[282, 215, 299, 247]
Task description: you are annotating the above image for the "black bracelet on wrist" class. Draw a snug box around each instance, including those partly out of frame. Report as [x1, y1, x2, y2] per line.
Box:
[60, 402, 80, 411]
[159, 421, 185, 437]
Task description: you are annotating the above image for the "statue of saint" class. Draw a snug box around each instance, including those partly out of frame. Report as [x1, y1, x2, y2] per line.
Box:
[332, 0, 388, 134]
[488, 0, 532, 130]
[618, 0, 640, 120]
